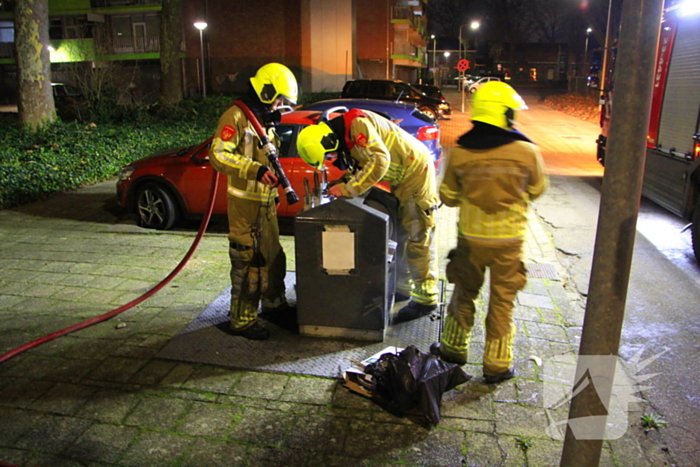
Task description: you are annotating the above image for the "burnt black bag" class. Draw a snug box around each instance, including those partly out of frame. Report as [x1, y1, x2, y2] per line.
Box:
[364, 345, 471, 428]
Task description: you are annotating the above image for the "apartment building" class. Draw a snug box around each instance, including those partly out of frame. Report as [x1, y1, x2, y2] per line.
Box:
[0, 0, 429, 103]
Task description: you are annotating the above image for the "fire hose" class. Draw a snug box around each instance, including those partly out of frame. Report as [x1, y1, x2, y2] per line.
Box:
[0, 101, 297, 366]
[0, 168, 219, 366]
[0, 102, 302, 467]
[234, 99, 300, 206]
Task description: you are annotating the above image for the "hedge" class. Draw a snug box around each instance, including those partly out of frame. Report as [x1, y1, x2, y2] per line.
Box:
[0, 92, 339, 210]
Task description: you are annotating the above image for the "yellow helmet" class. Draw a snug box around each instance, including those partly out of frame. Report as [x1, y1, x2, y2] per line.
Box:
[471, 81, 528, 130]
[296, 122, 339, 170]
[250, 63, 299, 105]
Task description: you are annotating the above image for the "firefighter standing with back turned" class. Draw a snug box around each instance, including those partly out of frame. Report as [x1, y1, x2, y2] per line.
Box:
[210, 63, 298, 341]
[431, 81, 548, 383]
[296, 108, 440, 323]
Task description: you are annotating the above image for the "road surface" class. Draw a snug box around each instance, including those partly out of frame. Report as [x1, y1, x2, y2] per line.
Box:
[519, 89, 700, 467]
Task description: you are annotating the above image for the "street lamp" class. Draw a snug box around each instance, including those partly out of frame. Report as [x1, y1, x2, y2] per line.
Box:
[458, 21, 480, 61]
[470, 21, 480, 72]
[583, 27, 592, 91]
[430, 35, 436, 84]
[584, 27, 592, 71]
[441, 51, 450, 88]
[194, 21, 208, 98]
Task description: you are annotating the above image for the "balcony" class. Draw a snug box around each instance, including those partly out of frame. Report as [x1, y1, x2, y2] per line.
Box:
[391, 6, 425, 46]
[1, 36, 162, 63]
[391, 42, 425, 68]
[106, 35, 159, 54]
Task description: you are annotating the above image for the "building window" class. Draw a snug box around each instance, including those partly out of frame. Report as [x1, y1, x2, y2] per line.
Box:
[530, 68, 537, 81]
[111, 14, 160, 53]
[49, 16, 91, 40]
[0, 20, 13, 42]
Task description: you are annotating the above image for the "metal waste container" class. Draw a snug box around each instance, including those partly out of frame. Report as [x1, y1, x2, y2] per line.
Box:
[295, 189, 398, 341]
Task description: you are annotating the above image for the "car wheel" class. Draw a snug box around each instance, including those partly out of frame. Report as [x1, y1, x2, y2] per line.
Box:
[418, 106, 438, 121]
[692, 194, 700, 263]
[135, 183, 178, 230]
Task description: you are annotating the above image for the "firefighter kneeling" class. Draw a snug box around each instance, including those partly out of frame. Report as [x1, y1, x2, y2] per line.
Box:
[296, 108, 440, 323]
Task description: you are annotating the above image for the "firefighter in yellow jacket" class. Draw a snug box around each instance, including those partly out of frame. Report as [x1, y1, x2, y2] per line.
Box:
[296, 108, 440, 322]
[209, 63, 298, 340]
[431, 81, 548, 384]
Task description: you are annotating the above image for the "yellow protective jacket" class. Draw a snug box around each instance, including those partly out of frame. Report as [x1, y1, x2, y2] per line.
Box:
[210, 104, 279, 205]
[338, 110, 439, 210]
[440, 140, 548, 241]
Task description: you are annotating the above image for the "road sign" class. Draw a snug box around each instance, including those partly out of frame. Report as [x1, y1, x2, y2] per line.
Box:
[457, 59, 470, 71]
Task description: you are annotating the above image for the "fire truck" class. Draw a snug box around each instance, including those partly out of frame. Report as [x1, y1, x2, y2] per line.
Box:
[596, 1, 700, 261]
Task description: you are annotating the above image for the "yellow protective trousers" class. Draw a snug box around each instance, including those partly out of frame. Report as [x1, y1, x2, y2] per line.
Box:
[227, 197, 286, 331]
[440, 236, 526, 375]
[396, 198, 439, 305]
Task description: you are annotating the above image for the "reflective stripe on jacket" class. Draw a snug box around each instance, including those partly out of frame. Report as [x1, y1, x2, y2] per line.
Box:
[210, 104, 278, 204]
[440, 141, 548, 240]
[339, 111, 438, 210]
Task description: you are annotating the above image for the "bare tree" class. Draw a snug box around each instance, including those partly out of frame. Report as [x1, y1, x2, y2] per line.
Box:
[15, 0, 55, 130]
[426, 0, 480, 37]
[160, 0, 184, 103]
[530, 0, 579, 43]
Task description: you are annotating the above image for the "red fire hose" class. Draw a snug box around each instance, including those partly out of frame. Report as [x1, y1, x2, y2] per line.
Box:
[0, 168, 220, 365]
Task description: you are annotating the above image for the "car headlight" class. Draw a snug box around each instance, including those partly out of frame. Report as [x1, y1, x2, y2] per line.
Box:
[439, 103, 450, 110]
[118, 166, 135, 181]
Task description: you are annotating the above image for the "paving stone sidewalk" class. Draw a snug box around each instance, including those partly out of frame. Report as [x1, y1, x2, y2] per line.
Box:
[0, 88, 652, 466]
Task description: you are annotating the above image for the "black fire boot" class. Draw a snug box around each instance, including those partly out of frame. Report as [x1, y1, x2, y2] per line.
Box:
[394, 301, 437, 324]
[429, 342, 467, 365]
[483, 368, 516, 385]
[230, 321, 270, 340]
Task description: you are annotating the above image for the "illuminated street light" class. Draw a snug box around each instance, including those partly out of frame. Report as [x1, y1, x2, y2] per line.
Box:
[584, 27, 592, 88]
[194, 22, 208, 98]
[584, 27, 592, 62]
[458, 21, 480, 61]
[430, 35, 436, 83]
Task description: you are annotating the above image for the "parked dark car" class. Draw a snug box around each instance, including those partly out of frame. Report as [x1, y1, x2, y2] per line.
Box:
[412, 83, 443, 100]
[412, 84, 451, 114]
[341, 79, 451, 120]
[300, 98, 442, 167]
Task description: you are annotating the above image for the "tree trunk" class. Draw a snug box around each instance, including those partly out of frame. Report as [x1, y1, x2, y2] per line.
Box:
[160, 0, 184, 104]
[15, 0, 55, 131]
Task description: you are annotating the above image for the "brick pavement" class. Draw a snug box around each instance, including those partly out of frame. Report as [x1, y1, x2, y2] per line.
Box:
[0, 88, 653, 466]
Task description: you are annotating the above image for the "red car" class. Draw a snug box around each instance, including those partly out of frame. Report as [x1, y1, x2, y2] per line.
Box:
[116, 106, 440, 230]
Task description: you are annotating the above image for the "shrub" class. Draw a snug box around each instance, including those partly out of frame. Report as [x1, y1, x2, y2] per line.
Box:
[0, 91, 342, 210]
[0, 105, 217, 210]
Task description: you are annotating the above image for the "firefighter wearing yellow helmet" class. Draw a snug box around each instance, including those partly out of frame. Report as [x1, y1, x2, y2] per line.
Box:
[431, 81, 548, 383]
[209, 63, 298, 340]
[297, 109, 441, 323]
